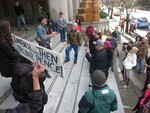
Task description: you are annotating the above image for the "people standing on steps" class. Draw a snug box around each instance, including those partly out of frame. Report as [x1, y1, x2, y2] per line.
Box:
[14, 1, 28, 32]
[64, 22, 82, 64]
[57, 12, 67, 42]
[78, 70, 118, 113]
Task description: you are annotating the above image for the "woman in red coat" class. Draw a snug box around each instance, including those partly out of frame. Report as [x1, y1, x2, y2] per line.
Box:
[75, 18, 82, 33]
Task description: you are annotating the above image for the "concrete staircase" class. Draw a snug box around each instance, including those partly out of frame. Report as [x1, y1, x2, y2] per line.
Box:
[77, 0, 100, 21]
[0, 27, 125, 113]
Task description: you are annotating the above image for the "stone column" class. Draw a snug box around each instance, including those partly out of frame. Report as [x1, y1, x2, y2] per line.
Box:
[67, 0, 74, 20]
[47, 0, 69, 20]
[73, 0, 80, 16]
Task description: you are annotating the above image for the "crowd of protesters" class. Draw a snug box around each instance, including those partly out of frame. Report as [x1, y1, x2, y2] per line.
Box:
[2, 3, 150, 112]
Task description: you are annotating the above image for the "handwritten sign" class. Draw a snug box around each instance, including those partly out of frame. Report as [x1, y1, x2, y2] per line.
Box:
[12, 34, 64, 78]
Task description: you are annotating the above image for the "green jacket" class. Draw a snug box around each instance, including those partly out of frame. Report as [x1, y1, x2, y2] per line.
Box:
[78, 85, 118, 113]
[67, 29, 82, 46]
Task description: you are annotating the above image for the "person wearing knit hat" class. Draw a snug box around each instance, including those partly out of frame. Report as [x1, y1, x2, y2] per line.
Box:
[78, 70, 118, 113]
[92, 70, 106, 86]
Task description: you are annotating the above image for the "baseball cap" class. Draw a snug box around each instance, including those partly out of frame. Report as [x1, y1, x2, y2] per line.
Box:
[93, 39, 104, 46]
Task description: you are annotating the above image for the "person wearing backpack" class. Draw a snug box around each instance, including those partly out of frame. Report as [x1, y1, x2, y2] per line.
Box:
[0, 20, 48, 113]
[78, 70, 118, 113]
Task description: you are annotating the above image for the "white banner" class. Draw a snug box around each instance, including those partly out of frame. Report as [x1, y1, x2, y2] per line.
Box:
[12, 34, 64, 78]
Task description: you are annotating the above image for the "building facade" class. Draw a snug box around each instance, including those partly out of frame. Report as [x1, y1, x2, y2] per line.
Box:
[0, 0, 82, 25]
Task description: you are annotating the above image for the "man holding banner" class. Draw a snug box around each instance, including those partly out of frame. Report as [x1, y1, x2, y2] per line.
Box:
[0, 20, 49, 113]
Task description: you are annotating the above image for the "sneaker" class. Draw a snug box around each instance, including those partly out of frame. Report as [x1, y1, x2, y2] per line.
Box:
[64, 59, 70, 63]
[74, 60, 77, 64]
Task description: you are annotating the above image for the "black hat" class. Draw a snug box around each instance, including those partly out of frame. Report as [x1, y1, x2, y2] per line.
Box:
[92, 70, 106, 86]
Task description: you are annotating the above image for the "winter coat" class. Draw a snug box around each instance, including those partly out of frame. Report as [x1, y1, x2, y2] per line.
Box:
[75, 24, 82, 33]
[86, 25, 94, 39]
[123, 52, 137, 69]
[0, 45, 48, 112]
[67, 29, 82, 46]
[110, 37, 118, 52]
[86, 48, 108, 75]
[137, 41, 148, 59]
[89, 35, 99, 56]
[5, 89, 43, 113]
[78, 85, 118, 113]
[36, 24, 51, 48]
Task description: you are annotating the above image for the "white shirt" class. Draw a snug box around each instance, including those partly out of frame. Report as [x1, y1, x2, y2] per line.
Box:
[123, 52, 137, 69]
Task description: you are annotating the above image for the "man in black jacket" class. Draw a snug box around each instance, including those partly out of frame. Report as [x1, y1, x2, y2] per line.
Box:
[14, 1, 28, 31]
[0, 20, 47, 113]
[0, 63, 45, 113]
[86, 39, 108, 78]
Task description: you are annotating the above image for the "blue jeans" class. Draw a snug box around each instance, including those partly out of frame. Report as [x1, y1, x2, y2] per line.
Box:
[17, 14, 27, 29]
[59, 29, 66, 41]
[136, 58, 145, 73]
[65, 44, 78, 61]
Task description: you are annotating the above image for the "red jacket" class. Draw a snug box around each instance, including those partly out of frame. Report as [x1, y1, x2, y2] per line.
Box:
[140, 89, 150, 107]
[86, 25, 94, 38]
[75, 25, 82, 33]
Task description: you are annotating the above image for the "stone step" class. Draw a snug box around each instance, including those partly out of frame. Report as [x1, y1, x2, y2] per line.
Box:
[44, 45, 85, 113]
[56, 47, 85, 113]
[78, 8, 86, 14]
[80, 2, 86, 8]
